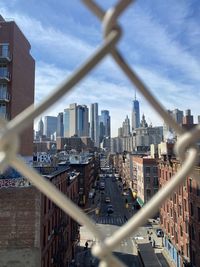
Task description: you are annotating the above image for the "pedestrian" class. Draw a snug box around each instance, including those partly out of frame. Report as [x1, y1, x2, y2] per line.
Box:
[152, 239, 155, 248]
[148, 235, 151, 242]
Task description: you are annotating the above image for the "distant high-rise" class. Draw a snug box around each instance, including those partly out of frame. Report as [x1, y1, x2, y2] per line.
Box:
[64, 108, 70, 137]
[44, 116, 57, 138]
[69, 103, 77, 137]
[77, 105, 89, 137]
[38, 118, 44, 137]
[122, 115, 130, 137]
[57, 112, 64, 137]
[132, 93, 140, 131]
[90, 103, 99, 147]
[99, 110, 110, 142]
[182, 109, 193, 125]
[163, 108, 183, 140]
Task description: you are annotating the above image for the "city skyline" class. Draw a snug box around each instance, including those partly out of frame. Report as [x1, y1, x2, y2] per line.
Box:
[0, 1, 200, 136]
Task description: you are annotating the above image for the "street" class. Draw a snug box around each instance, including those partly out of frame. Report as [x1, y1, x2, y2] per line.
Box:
[75, 174, 141, 267]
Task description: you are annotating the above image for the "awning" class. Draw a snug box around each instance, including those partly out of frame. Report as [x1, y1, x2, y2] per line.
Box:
[136, 197, 144, 207]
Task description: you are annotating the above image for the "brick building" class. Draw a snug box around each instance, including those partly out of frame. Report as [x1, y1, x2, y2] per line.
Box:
[131, 155, 158, 207]
[0, 167, 80, 267]
[0, 15, 35, 157]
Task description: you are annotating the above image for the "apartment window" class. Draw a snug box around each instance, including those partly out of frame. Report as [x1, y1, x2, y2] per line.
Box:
[173, 193, 176, 204]
[173, 211, 177, 223]
[165, 171, 168, 181]
[191, 225, 195, 240]
[199, 232, 200, 246]
[170, 208, 173, 218]
[153, 166, 158, 174]
[0, 84, 8, 99]
[1, 43, 9, 57]
[175, 231, 178, 243]
[190, 203, 194, 216]
[153, 176, 159, 187]
[197, 184, 200, 196]
[189, 179, 192, 193]
[179, 205, 182, 216]
[146, 167, 150, 175]
[180, 225, 183, 236]
[146, 176, 150, 184]
[0, 64, 8, 76]
[146, 189, 151, 200]
[186, 243, 189, 257]
[0, 103, 6, 115]
[198, 207, 200, 222]
[184, 199, 187, 212]
[185, 221, 188, 234]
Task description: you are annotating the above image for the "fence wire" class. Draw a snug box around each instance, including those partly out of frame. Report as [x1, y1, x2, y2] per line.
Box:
[0, 0, 200, 266]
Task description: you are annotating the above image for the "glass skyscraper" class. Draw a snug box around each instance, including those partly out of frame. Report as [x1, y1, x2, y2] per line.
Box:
[132, 97, 140, 131]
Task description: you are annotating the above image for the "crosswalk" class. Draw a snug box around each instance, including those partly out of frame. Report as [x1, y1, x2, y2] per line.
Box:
[94, 215, 127, 226]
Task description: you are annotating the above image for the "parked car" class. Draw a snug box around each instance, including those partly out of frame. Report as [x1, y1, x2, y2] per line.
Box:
[156, 229, 164, 237]
[105, 196, 111, 203]
[107, 204, 114, 214]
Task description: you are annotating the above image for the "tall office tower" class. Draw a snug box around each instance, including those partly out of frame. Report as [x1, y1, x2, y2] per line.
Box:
[77, 105, 89, 137]
[44, 116, 57, 138]
[163, 108, 183, 140]
[69, 103, 77, 137]
[0, 15, 35, 156]
[118, 127, 123, 137]
[57, 112, 64, 137]
[182, 109, 193, 125]
[64, 108, 70, 137]
[90, 103, 99, 147]
[99, 110, 111, 142]
[132, 93, 140, 131]
[122, 115, 130, 136]
[38, 117, 44, 137]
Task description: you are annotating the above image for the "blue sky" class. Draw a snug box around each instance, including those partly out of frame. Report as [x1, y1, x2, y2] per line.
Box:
[1, 0, 200, 136]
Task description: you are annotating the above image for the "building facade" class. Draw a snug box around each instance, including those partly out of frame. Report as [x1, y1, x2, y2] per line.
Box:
[44, 116, 57, 139]
[0, 15, 35, 156]
[90, 103, 99, 147]
[132, 97, 140, 131]
[57, 112, 64, 138]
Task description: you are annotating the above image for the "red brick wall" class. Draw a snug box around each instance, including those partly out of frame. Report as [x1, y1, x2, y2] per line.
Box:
[0, 186, 41, 248]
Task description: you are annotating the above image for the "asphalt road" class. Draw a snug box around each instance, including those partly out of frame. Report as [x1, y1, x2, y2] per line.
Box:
[75, 175, 141, 267]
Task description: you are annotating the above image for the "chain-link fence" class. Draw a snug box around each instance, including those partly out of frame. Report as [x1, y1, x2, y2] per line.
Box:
[0, 0, 199, 266]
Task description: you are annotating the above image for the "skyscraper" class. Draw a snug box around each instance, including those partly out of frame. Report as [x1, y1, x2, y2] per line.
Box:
[38, 118, 44, 137]
[69, 103, 77, 137]
[99, 110, 110, 143]
[90, 103, 99, 147]
[44, 116, 57, 138]
[163, 108, 183, 140]
[122, 115, 130, 136]
[57, 112, 64, 137]
[63, 108, 70, 137]
[0, 15, 35, 156]
[132, 94, 140, 131]
[77, 105, 89, 137]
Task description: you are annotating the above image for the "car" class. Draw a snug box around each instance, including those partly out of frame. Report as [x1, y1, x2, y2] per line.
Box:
[105, 196, 111, 203]
[156, 229, 164, 237]
[107, 204, 114, 214]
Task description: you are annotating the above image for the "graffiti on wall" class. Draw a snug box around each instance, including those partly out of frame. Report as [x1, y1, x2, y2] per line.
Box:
[0, 178, 31, 188]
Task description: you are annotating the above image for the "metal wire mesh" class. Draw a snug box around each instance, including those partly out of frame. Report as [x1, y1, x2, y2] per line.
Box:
[0, 0, 200, 266]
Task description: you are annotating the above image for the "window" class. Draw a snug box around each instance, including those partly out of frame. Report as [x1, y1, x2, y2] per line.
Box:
[146, 176, 150, 184]
[180, 225, 183, 236]
[198, 207, 200, 222]
[0, 64, 8, 76]
[153, 176, 159, 187]
[190, 203, 194, 216]
[189, 179, 192, 193]
[146, 189, 151, 200]
[153, 167, 158, 174]
[1, 43, 9, 57]
[146, 166, 150, 175]
[179, 205, 182, 216]
[184, 199, 187, 212]
[191, 224, 195, 240]
[197, 184, 200, 196]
